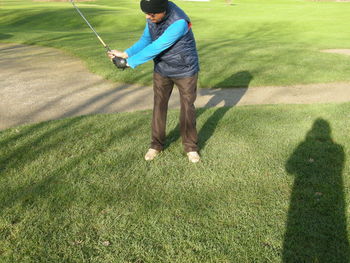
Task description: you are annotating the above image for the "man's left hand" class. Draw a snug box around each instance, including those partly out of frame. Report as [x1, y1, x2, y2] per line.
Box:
[112, 56, 129, 69]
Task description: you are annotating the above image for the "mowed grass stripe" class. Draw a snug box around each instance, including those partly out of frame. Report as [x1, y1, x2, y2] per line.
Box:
[1, 0, 350, 87]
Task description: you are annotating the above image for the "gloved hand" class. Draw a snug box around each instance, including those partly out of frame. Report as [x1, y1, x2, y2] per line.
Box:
[112, 56, 129, 70]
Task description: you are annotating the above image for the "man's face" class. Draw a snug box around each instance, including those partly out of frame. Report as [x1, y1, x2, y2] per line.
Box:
[145, 11, 166, 23]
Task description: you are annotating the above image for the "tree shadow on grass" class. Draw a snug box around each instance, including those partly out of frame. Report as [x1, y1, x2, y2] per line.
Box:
[165, 71, 253, 151]
[0, 114, 143, 205]
[0, 114, 148, 261]
[0, 33, 12, 40]
[283, 118, 350, 262]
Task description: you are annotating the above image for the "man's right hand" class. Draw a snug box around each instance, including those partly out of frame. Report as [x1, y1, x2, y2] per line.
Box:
[107, 50, 128, 60]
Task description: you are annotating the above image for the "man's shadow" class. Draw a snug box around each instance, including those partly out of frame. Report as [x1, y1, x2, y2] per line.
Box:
[283, 118, 350, 262]
[165, 71, 253, 151]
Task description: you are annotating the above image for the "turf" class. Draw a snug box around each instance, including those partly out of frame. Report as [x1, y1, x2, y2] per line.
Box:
[1, 102, 350, 262]
[1, 0, 350, 87]
[1, 0, 350, 261]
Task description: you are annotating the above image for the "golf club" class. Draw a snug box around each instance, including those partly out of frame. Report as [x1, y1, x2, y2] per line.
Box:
[70, 0, 111, 51]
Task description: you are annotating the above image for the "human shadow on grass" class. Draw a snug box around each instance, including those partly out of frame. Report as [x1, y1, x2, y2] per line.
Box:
[283, 118, 350, 262]
[165, 71, 252, 151]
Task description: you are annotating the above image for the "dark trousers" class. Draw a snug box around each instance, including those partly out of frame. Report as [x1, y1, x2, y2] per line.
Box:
[151, 72, 198, 152]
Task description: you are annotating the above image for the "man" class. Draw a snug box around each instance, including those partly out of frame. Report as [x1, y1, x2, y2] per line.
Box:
[108, 0, 200, 163]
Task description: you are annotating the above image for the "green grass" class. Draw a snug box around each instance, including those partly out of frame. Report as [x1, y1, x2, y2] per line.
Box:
[1, 102, 350, 262]
[1, 0, 350, 261]
[1, 0, 350, 87]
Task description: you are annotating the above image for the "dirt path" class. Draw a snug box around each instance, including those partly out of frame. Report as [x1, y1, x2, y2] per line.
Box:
[1, 43, 350, 130]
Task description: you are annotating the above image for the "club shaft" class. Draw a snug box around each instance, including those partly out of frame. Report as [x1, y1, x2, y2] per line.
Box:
[70, 0, 110, 51]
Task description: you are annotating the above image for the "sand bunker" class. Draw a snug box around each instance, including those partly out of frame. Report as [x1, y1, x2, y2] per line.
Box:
[321, 49, 350, 56]
[33, 0, 93, 2]
[2, 43, 350, 130]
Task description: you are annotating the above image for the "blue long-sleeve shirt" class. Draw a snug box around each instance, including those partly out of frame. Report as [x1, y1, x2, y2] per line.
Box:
[125, 19, 189, 69]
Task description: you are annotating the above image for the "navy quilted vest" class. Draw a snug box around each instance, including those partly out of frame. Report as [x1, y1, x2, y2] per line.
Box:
[147, 1, 199, 78]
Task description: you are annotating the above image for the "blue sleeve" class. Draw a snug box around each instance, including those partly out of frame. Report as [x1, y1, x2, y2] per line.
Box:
[126, 19, 189, 69]
[124, 24, 152, 57]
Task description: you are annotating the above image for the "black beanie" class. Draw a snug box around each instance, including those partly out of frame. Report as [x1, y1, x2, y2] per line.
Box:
[140, 0, 168, 13]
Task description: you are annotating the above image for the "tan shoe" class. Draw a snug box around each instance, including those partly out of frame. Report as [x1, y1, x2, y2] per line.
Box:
[144, 148, 160, 161]
[187, 151, 200, 163]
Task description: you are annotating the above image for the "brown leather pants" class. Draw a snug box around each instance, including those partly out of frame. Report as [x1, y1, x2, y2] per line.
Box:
[151, 72, 198, 152]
